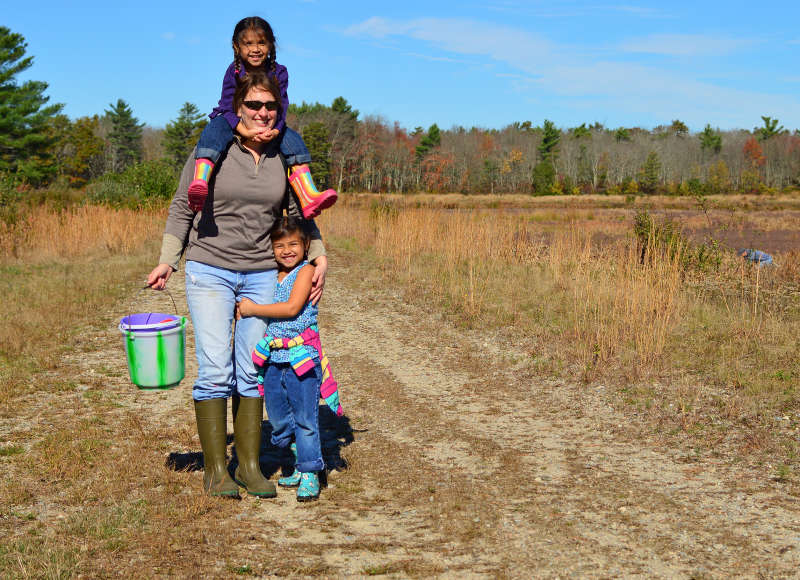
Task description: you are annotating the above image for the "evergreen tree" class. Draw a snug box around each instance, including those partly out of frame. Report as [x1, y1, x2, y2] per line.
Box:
[415, 123, 441, 161]
[530, 120, 560, 194]
[330, 96, 359, 122]
[639, 151, 661, 194]
[0, 26, 64, 183]
[698, 124, 722, 156]
[537, 119, 560, 161]
[571, 123, 591, 139]
[105, 99, 143, 172]
[757, 115, 784, 141]
[302, 122, 331, 188]
[162, 102, 206, 167]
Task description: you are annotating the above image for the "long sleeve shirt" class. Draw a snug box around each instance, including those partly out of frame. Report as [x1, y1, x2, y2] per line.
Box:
[159, 138, 324, 272]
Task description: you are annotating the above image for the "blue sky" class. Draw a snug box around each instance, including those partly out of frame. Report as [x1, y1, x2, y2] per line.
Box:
[6, 1, 800, 132]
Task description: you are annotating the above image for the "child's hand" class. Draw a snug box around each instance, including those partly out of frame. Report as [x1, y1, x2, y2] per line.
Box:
[254, 128, 280, 143]
[235, 121, 263, 141]
[237, 297, 256, 318]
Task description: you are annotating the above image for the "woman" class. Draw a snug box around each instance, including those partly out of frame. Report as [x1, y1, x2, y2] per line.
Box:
[147, 71, 327, 498]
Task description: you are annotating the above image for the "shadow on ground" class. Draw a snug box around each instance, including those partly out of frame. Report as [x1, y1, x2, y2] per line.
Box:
[165, 407, 357, 483]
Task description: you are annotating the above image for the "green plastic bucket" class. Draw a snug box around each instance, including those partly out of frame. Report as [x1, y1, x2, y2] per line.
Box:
[119, 315, 187, 389]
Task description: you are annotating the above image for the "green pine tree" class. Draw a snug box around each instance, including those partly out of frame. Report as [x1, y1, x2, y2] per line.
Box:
[757, 115, 785, 141]
[538, 119, 560, 161]
[640, 151, 661, 194]
[162, 102, 206, 168]
[302, 122, 331, 188]
[330, 96, 359, 122]
[105, 99, 143, 172]
[698, 124, 722, 158]
[0, 26, 64, 184]
[415, 123, 441, 161]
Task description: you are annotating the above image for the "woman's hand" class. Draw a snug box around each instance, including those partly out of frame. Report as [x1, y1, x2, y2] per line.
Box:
[146, 264, 174, 290]
[309, 255, 328, 306]
[237, 297, 256, 319]
[236, 120, 263, 141]
[253, 128, 280, 143]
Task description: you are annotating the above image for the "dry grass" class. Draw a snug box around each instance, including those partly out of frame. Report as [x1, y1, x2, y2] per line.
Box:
[0, 204, 165, 261]
[340, 191, 800, 211]
[318, 198, 800, 454]
[0, 205, 165, 412]
[1, 196, 799, 577]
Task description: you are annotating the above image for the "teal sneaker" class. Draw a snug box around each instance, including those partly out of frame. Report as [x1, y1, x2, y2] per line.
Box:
[296, 472, 320, 502]
[279, 443, 301, 487]
[278, 468, 301, 487]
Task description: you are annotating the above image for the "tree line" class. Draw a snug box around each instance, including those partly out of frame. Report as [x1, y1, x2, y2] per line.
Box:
[3, 25, 800, 200]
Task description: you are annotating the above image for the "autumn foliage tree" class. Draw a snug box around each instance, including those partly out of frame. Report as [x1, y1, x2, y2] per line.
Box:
[57, 115, 106, 186]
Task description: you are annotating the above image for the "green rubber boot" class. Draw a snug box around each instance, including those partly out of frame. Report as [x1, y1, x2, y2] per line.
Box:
[194, 399, 239, 498]
[232, 396, 277, 498]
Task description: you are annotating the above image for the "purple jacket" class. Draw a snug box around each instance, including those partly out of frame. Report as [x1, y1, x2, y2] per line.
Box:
[210, 61, 289, 135]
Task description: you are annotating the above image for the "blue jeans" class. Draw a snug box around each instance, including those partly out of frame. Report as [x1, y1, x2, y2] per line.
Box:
[185, 260, 277, 401]
[262, 362, 325, 473]
[197, 116, 311, 166]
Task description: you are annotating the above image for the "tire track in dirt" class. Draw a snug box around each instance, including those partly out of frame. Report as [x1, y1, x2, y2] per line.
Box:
[320, 256, 800, 577]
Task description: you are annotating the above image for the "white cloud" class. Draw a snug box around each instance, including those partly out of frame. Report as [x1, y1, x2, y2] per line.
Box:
[161, 32, 175, 41]
[619, 34, 754, 57]
[344, 16, 800, 129]
[345, 17, 552, 71]
[607, 5, 672, 18]
[403, 52, 479, 65]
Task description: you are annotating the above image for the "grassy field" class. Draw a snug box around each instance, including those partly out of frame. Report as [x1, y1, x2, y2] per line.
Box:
[1, 194, 798, 576]
[319, 195, 799, 463]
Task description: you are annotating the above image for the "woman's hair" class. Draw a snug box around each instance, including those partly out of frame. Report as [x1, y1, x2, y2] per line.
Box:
[232, 70, 282, 117]
[232, 16, 276, 75]
[270, 216, 310, 246]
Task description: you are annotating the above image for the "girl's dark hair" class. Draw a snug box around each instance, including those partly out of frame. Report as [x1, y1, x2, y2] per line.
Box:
[232, 16, 277, 75]
[233, 70, 282, 118]
[270, 216, 310, 246]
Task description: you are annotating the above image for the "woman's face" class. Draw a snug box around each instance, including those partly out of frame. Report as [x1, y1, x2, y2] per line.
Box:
[237, 86, 278, 136]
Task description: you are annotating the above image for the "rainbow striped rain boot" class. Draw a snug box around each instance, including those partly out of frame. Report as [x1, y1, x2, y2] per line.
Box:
[188, 159, 214, 212]
[288, 165, 338, 219]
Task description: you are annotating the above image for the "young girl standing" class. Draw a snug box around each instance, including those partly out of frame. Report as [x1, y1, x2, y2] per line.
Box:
[236, 217, 342, 502]
[189, 16, 337, 219]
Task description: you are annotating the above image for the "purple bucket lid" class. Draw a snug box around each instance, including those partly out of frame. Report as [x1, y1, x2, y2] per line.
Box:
[120, 313, 181, 332]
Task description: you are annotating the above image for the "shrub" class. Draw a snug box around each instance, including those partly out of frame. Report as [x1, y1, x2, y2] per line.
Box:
[633, 210, 722, 271]
[0, 173, 23, 226]
[87, 160, 178, 209]
[531, 160, 555, 195]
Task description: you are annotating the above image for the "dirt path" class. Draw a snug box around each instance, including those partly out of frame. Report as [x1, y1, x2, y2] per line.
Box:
[22, 249, 800, 577]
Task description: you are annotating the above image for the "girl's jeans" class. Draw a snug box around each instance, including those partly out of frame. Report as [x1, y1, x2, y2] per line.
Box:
[196, 116, 312, 166]
[185, 260, 277, 401]
[262, 362, 325, 473]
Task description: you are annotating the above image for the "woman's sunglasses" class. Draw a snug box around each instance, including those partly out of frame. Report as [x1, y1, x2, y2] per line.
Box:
[243, 100, 279, 112]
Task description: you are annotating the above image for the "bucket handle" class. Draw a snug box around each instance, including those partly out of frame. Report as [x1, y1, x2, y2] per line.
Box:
[123, 285, 180, 332]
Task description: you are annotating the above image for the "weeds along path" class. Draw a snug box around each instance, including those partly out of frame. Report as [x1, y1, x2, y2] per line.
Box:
[3, 247, 798, 577]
